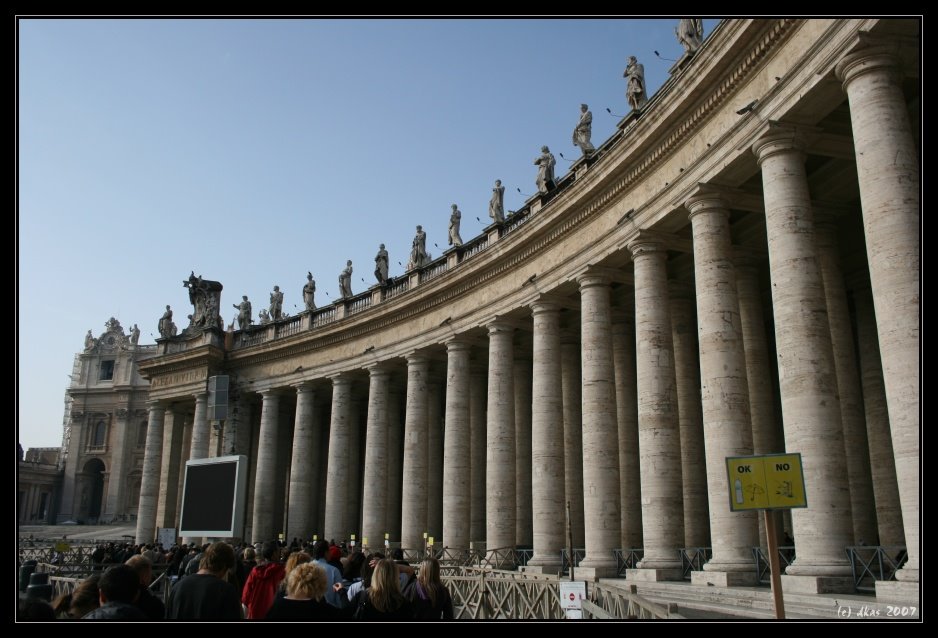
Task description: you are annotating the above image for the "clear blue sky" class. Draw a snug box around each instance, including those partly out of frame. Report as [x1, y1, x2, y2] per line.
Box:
[19, 18, 717, 448]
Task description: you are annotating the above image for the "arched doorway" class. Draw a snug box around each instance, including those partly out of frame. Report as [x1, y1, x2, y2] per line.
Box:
[81, 458, 106, 523]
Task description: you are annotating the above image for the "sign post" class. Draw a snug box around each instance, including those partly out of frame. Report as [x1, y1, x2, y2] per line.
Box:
[726, 453, 806, 620]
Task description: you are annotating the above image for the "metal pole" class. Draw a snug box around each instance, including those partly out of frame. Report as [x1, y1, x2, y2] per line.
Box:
[763, 509, 785, 619]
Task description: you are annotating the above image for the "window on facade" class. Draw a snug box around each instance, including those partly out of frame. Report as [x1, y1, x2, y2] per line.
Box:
[92, 421, 107, 447]
[137, 421, 147, 447]
[99, 360, 115, 381]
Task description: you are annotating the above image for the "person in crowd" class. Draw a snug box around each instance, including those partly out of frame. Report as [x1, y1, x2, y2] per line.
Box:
[242, 540, 285, 619]
[166, 541, 241, 620]
[407, 557, 454, 619]
[312, 539, 345, 608]
[265, 562, 345, 620]
[52, 574, 100, 619]
[82, 565, 146, 620]
[351, 559, 414, 620]
[124, 555, 165, 620]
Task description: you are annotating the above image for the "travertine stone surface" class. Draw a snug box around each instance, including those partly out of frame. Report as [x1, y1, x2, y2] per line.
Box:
[577, 273, 620, 574]
[252, 390, 281, 543]
[443, 340, 472, 549]
[188, 392, 210, 460]
[753, 128, 852, 578]
[687, 193, 757, 579]
[629, 240, 683, 578]
[401, 355, 430, 549]
[816, 217, 876, 545]
[385, 386, 403, 540]
[837, 47, 920, 582]
[486, 321, 516, 556]
[135, 402, 165, 543]
[611, 303, 642, 550]
[324, 377, 353, 541]
[560, 337, 585, 548]
[362, 367, 390, 546]
[514, 341, 533, 549]
[668, 279, 711, 550]
[154, 410, 183, 529]
[288, 383, 316, 541]
[528, 301, 565, 568]
[469, 364, 487, 544]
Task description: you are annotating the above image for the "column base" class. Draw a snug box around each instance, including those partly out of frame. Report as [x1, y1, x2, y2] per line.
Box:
[575, 566, 617, 580]
[520, 565, 562, 576]
[875, 580, 920, 605]
[691, 570, 758, 587]
[780, 574, 854, 594]
[627, 567, 683, 582]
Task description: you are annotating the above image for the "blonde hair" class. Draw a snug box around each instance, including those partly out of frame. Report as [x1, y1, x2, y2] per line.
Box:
[286, 562, 328, 600]
[280, 551, 311, 590]
[369, 559, 404, 613]
[417, 557, 444, 607]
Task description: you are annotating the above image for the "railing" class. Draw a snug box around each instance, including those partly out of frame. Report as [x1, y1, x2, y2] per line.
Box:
[460, 236, 488, 261]
[235, 327, 266, 348]
[847, 546, 907, 593]
[421, 258, 448, 282]
[481, 547, 517, 569]
[753, 546, 796, 584]
[311, 306, 336, 328]
[502, 210, 530, 236]
[586, 583, 683, 620]
[50, 575, 81, 599]
[385, 277, 409, 299]
[561, 548, 586, 574]
[614, 548, 643, 577]
[275, 315, 303, 338]
[680, 547, 712, 580]
[347, 294, 372, 316]
[515, 548, 533, 567]
[442, 567, 563, 619]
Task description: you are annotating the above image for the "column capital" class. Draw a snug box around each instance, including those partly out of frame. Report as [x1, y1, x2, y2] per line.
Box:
[751, 121, 823, 166]
[329, 374, 354, 387]
[685, 184, 731, 221]
[258, 388, 283, 398]
[486, 318, 517, 336]
[404, 352, 431, 367]
[576, 271, 611, 290]
[835, 41, 900, 89]
[444, 337, 473, 353]
[291, 381, 315, 394]
[146, 400, 167, 411]
[626, 238, 666, 259]
[365, 362, 392, 377]
[530, 298, 562, 315]
[192, 391, 208, 402]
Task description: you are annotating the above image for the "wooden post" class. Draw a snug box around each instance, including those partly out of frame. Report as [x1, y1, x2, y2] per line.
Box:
[763, 509, 785, 619]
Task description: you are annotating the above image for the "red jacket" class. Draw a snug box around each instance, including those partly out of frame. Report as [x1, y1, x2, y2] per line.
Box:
[241, 561, 285, 619]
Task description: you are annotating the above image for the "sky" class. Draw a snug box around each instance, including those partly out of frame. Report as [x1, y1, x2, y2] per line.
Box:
[19, 17, 718, 448]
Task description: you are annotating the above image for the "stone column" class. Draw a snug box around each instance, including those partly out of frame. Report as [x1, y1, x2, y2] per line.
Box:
[347, 396, 363, 536]
[401, 354, 430, 550]
[528, 300, 565, 569]
[324, 375, 352, 541]
[686, 192, 758, 585]
[753, 128, 853, 590]
[427, 381, 444, 540]
[577, 273, 620, 576]
[612, 301, 642, 549]
[668, 279, 711, 550]
[836, 49, 919, 588]
[135, 402, 166, 544]
[514, 335, 533, 549]
[560, 336, 585, 548]
[174, 416, 192, 526]
[57, 414, 84, 522]
[487, 321, 516, 561]
[287, 383, 316, 541]
[469, 363, 487, 545]
[102, 408, 130, 521]
[385, 384, 404, 541]
[443, 340, 472, 550]
[628, 240, 683, 581]
[361, 366, 390, 548]
[853, 285, 904, 546]
[251, 390, 281, 543]
[188, 392, 210, 461]
[155, 409, 184, 529]
[816, 217, 877, 545]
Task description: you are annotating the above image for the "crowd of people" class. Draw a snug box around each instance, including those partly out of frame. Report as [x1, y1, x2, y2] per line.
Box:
[19, 538, 454, 622]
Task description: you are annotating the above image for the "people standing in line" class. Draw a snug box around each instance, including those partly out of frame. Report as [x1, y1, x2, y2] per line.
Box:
[166, 542, 241, 620]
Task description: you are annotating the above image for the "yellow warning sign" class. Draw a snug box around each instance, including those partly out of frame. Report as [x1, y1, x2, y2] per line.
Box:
[725, 453, 806, 511]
